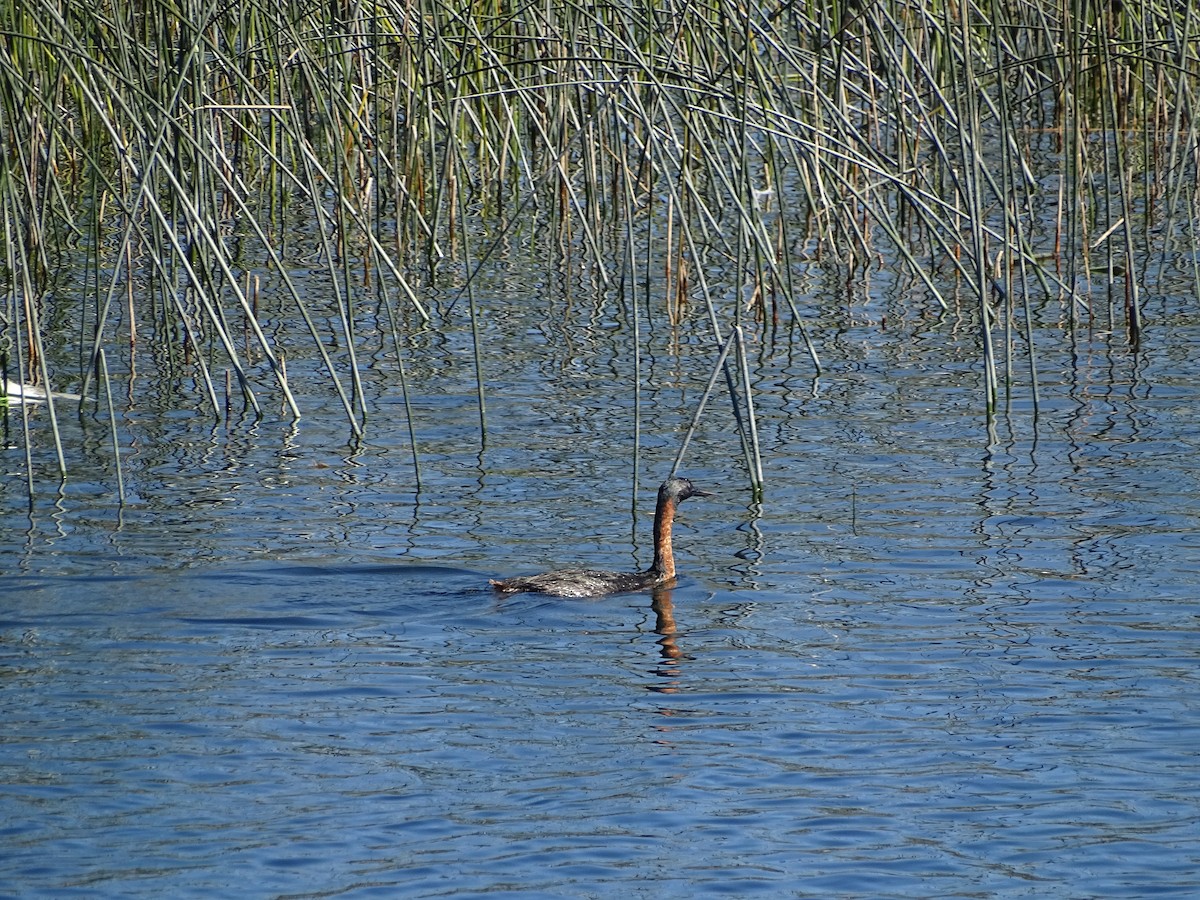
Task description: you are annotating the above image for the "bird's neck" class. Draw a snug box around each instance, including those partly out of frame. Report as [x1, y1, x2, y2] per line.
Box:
[650, 496, 678, 580]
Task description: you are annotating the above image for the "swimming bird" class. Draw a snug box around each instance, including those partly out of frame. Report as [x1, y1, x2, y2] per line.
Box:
[490, 476, 711, 598]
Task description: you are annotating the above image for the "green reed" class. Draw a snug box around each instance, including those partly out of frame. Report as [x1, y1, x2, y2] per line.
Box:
[1, 0, 1196, 488]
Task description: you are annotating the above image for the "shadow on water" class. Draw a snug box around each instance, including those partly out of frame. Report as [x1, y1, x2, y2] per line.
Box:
[141, 561, 714, 639]
[194, 561, 492, 597]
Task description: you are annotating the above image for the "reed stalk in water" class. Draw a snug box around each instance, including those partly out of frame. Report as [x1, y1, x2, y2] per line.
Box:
[0, 0, 1196, 492]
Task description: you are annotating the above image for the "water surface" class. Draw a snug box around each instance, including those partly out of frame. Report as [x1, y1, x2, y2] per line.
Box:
[2, 252, 1199, 897]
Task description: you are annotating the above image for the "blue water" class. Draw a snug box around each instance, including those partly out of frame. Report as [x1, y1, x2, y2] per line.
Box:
[4, 557, 1196, 897]
[3, 276, 1200, 896]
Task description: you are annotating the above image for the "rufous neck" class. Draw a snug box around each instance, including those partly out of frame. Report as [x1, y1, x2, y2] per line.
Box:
[651, 496, 678, 579]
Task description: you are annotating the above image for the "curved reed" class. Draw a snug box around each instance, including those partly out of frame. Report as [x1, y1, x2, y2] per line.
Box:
[1, 0, 1194, 491]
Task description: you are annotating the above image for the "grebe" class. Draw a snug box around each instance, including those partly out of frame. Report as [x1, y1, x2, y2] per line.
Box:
[490, 476, 711, 598]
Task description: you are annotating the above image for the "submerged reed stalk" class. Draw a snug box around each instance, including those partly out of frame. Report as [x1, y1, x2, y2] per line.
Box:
[97, 349, 124, 505]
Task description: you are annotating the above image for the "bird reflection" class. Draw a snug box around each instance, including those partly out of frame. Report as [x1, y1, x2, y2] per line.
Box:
[648, 586, 685, 691]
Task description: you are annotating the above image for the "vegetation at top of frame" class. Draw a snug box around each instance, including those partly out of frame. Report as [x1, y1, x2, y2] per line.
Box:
[0, 0, 1197, 429]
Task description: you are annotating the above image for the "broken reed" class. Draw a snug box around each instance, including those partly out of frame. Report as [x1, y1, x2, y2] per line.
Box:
[1, 0, 1196, 440]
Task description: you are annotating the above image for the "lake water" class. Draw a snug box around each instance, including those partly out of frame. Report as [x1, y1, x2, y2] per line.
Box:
[2, 246, 1199, 897]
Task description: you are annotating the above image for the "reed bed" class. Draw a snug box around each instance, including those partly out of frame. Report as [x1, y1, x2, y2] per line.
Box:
[2, 0, 1197, 492]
